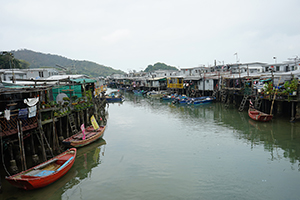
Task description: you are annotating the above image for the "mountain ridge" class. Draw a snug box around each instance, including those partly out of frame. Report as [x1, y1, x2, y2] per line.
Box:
[12, 49, 125, 77]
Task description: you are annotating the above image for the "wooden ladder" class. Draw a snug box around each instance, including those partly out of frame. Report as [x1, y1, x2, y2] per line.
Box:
[254, 96, 262, 110]
[212, 90, 217, 98]
[221, 90, 227, 103]
[239, 95, 248, 112]
[68, 114, 78, 135]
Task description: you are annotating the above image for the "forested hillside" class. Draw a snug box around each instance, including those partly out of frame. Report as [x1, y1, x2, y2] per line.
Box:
[12, 49, 125, 77]
[144, 62, 178, 72]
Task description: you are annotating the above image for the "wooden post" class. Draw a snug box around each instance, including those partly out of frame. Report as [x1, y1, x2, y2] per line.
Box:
[86, 108, 89, 126]
[66, 115, 70, 138]
[59, 116, 63, 138]
[81, 111, 84, 126]
[77, 111, 80, 127]
[52, 111, 56, 151]
[38, 101, 47, 162]
[291, 101, 295, 122]
[18, 121, 27, 171]
[270, 77, 281, 115]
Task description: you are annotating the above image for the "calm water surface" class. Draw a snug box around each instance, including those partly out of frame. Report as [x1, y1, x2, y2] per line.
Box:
[2, 92, 300, 200]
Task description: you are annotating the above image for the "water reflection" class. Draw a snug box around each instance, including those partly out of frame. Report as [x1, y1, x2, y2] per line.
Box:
[53, 139, 106, 199]
[124, 92, 300, 170]
[0, 139, 106, 200]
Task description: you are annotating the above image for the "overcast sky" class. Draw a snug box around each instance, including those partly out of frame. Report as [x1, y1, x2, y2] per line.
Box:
[1, 0, 300, 72]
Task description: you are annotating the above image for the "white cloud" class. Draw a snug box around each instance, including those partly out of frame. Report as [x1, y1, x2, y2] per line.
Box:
[102, 29, 131, 44]
[1, 0, 300, 72]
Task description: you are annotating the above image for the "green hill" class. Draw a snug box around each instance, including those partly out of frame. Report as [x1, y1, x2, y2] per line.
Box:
[144, 62, 178, 72]
[12, 49, 125, 77]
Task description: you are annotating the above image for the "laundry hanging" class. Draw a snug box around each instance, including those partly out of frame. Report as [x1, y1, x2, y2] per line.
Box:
[18, 108, 28, 119]
[4, 109, 10, 120]
[28, 105, 37, 118]
[24, 97, 39, 107]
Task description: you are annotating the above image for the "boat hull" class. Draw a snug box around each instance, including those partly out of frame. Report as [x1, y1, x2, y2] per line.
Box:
[189, 97, 214, 105]
[248, 108, 273, 122]
[105, 97, 124, 102]
[6, 148, 76, 190]
[62, 126, 106, 148]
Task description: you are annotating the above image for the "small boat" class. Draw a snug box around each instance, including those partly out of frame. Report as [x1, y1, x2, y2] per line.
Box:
[161, 94, 178, 101]
[248, 108, 273, 122]
[172, 95, 189, 104]
[103, 90, 125, 103]
[6, 148, 76, 190]
[62, 125, 106, 148]
[105, 95, 124, 103]
[189, 97, 214, 105]
[146, 90, 167, 98]
[133, 90, 146, 96]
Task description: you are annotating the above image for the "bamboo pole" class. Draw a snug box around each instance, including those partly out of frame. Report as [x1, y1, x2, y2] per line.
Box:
[270, 77, 281, 115]
[17, 121, 26, 171]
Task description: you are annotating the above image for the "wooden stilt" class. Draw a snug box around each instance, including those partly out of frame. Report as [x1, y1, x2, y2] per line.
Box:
[17, 121, 26, 171]
[66, 115, 70, 138]
[291, 101, 295, 122]
[38, 101, 47, 161]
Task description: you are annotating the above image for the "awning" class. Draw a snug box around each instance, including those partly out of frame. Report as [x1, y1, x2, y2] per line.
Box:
[70, 78, 97, 83]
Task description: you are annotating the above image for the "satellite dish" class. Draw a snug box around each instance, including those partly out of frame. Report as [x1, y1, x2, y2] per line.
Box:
[56, 93, 68, 104]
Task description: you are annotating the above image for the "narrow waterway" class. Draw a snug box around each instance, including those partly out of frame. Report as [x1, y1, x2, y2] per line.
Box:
[2, 92, 300, 200]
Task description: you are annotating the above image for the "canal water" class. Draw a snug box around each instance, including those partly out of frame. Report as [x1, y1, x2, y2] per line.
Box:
[2, 91, 300, 200]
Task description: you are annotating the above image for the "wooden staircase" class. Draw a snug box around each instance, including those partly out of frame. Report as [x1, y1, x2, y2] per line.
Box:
[254, 96, 262, 110]
[68, 114, 78, 135]
[239, 95, 249, 112]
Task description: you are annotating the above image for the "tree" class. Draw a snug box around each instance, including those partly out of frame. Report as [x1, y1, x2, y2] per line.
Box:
[0, 51, 23, 69]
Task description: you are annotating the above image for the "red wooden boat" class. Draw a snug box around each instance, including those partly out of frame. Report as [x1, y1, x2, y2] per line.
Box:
[248, 108, 273, 122]
[6, 148, 76, 190]
[62, 125, 106, 148]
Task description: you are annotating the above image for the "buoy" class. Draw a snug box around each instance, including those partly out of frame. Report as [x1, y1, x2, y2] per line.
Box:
[32, 154, 39, 165]
[9, 160, 18, 174]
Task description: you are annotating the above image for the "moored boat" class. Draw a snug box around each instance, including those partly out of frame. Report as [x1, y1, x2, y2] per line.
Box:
[133, 90, 147, 96]
[6, 148, 76, 190]
[103, 90, 125, 103]
[248, 108, 273, 122]
[105, 96, 124, 103]
[161, 94, 178, 101]
[146, 90, 167, 98]
[62, 125, 106, 148]
[189, 97, 214, 105]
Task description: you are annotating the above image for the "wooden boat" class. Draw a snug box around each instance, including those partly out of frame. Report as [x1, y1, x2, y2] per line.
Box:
[189, 97, 214, 105]
[248, 108, 273, 122]
[103, 90, 125, 103]
[133, 90, 146, 96]
[62, 125, 106, 148]
[161, 94, 178, 101]
[6, 148, 76, 190]
[105, 96, 124, 103]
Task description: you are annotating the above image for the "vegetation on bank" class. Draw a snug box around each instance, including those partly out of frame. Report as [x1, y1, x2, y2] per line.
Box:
[144, 62, 178, 72]
[3, 50, 177, 77]
[0, 51, 30, 69]
[11, 49, 125, 77]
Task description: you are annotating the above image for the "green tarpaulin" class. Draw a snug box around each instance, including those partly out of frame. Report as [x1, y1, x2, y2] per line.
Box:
[52, 85, 82, 101]
[70, 78, 96, 83]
